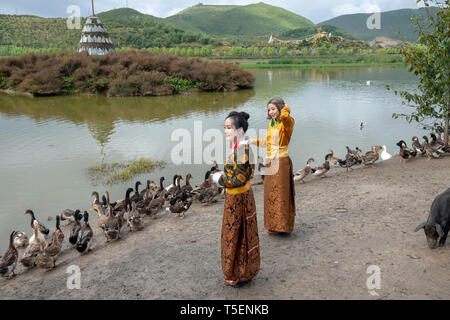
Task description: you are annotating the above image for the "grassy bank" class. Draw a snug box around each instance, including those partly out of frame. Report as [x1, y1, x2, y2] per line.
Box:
[237, 54, 405, 68]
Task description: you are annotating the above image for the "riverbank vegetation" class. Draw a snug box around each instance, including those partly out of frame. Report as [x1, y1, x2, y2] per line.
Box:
[239, 54, 404, 68]
[0, 50, 255, 97]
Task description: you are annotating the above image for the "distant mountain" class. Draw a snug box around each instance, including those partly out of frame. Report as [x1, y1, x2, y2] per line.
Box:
[166, 2, 315, 36]
[319, 7, 439, 42]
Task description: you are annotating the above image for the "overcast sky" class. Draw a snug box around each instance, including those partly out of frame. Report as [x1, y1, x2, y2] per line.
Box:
[0, 0, 425, 23]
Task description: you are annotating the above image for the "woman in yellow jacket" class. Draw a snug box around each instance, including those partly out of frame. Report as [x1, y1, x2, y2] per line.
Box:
[250, 97, 296, 234]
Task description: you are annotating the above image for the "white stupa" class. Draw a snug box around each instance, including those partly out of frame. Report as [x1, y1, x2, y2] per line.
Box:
[77, 0, 115, 55]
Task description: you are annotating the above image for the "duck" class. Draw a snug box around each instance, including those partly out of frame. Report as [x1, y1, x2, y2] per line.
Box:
[127, 202, 145, 232]
[35, 216, 64, 270]
[102, 205, 121, 243]
[69, 211, 83, 245]
[130, 181, 143, 203]
[396, 140, 416, 163]
[311, 152, 333, 178]
[210, 160, 220, 174]
[145, 189, 167, 217]
[361, 145, 383, 168]
[380, 145, 392, 160]
[194, 170, 212, 190]
[112, 188, 134, 213]
[154, 177, 166, 198]
[173, 175, 193, 202]
[139, 180, 151, 198]
[430, 133, 450, 153]
[294, 158, 315, 183]
[0, 231, 19, 278]
[90, 191, 106, 217]
[96, 192, 114, 231]
[180, 173, 194, 194]
[13, 231, 29, 249]
[149, 180, 159, 191]
[59, 209, 81, 226]
[165, 175, 179, 192]
[422, 136, 441, 159]
[166, 197, 193, 219]
[105, 191, 126, 231]
[20, 220, 44, 269]
[25, 209, 50, 242]
[192, 173, 219, 205]
[345, 146, 359, 160]
[167, 175, 182, 200]
[76, 211, 94, 254]
[333, 153, 361, 172]
[412, 136, 426, 156]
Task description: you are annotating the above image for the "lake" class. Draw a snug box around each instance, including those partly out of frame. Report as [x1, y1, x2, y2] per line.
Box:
[0, 65, 423, 251]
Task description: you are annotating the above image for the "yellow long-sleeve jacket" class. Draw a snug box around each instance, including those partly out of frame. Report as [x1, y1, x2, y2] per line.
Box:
[253, 105, 295, 158]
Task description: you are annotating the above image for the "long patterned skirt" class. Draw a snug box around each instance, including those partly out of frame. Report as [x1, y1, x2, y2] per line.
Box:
[221, 188, 260, 282]
[263, 156, 296, 233]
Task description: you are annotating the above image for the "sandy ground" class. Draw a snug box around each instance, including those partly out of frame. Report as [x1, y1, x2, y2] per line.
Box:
[1, 154, 449, 300]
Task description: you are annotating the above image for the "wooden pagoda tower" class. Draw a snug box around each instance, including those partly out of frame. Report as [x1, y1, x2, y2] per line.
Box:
[77, 0, 115, 55]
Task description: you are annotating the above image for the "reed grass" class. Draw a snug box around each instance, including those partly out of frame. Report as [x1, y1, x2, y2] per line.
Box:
[88, 158, 165, 185]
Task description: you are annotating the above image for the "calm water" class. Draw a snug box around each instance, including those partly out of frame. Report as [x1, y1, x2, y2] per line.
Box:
[0, 66, 423, 251]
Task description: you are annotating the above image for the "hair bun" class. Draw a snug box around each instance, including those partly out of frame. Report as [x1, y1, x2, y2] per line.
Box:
[239, 111, 250, 121]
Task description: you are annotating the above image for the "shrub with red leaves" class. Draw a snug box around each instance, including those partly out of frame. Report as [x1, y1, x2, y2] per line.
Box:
[0, 50, 255, 97]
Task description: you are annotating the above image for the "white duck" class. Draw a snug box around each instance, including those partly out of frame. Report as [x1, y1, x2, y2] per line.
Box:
[381, 145, 392, 160]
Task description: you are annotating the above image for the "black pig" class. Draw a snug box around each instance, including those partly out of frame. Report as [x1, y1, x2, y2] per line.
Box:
[415, 188, 450, 249]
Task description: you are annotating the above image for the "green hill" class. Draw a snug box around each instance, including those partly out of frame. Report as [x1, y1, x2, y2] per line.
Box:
[318, 7, 439, 42]
[166, 2, 315, 36]
[0, 8, 216, 50]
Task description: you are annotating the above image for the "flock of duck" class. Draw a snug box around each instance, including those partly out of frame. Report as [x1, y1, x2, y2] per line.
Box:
[0, 163, 224, 279]
[293, 132, 449, 183]
[1, 133, 449, 279]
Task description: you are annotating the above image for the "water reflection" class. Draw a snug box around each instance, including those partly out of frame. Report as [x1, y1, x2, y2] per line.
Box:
[0, 90, 255, 146]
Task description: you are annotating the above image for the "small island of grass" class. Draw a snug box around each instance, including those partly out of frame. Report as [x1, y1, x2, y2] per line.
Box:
[88, 158, 165, 185]
[0, 50, 255, 97]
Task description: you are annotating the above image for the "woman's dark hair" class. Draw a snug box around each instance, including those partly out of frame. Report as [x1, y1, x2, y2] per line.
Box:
[226, 111, 250, 133]
[267, 97, 285, 120]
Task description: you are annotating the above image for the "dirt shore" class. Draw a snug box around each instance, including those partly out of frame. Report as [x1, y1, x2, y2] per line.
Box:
[1, 155, 449, 300]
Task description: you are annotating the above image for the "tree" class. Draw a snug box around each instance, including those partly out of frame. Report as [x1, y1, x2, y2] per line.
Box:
[387, 0, 449, 145]
[329, 45, 337, 55]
